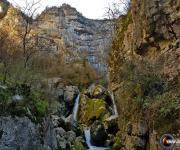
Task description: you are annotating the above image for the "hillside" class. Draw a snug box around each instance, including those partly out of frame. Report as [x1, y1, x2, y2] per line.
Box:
[108, 0, 180, 149]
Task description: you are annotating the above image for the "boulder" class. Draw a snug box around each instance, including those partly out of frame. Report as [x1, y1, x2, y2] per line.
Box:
[86, 84, 106, 98]
[12, 95, 24, 103]
[51, 115, 65, 128]
[0, 116, 42, 150]
[92, 85, 106, 98]
[55, 129, 67, 150]
[51, 115, 74, 131]
[65, 130, 76, 143]
[64, 86, 79, 107]
[90, 120, 108, 146]
[43, 118, 77, 150]
[71, 136, 86, 150]
[55, 128, 76, 150]
[78, 94, 109, 125]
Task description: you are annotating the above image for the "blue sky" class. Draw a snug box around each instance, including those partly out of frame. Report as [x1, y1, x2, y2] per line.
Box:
[8, 0, 121, 19]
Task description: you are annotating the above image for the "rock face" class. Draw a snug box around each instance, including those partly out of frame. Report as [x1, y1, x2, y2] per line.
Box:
[108, 0, 180, 149]
[36, 4, 112, 71]
[124, 121, 149, 150]
[0, 116, 42, 150]
[64, 86, 79, 107]
[0, 116, 82, 150]
[109, 0, 180, 84]
[0, 2, 113, 72]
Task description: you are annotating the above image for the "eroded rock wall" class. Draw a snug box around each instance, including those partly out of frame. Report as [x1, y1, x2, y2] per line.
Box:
[109, 0, 180, 149]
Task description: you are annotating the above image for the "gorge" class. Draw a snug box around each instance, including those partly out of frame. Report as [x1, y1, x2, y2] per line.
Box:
[0, 0, 180, 150]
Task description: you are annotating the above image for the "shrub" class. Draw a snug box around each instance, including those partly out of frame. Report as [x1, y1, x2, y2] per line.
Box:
[34, 100, 48, 118]
[114, 59, 179, 135]
[29, 90, 49, 121]
[0, 87, 12, 113]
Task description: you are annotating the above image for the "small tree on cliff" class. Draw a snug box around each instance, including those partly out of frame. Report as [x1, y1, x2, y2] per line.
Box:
[15, 0, 41, 68]
[0, 28, 19, 83]
[105, 0, 131, 19]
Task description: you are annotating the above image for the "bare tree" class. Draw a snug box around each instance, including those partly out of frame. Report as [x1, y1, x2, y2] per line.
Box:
[13, 0, 41, 68]
[105, 0, 131, 19]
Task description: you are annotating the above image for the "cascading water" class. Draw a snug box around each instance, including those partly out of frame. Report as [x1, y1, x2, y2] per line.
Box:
[72, 90, 118, 150]
[105, 92, 118, 121]
[84, 128, 110, 150]
[72, 94, 80, 122]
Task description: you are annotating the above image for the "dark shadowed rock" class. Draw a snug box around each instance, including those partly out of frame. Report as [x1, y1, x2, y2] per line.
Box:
[90, 120, 108, 146]
[64, 86, 79, 107]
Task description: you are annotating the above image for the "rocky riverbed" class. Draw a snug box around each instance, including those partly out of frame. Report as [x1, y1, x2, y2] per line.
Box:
[0, 81, 119, 150]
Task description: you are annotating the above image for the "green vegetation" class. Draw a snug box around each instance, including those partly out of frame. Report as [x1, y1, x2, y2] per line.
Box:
[113, 135, 123, 150]
[0, 23, 99, 121]
[114, 60, 180, 135]
[109, 11, 133, 83]
[112, 11, 132, 50]
[71, 138, 86, 150]
[78, 94, 109, 125]
[0, 81, 49, 122]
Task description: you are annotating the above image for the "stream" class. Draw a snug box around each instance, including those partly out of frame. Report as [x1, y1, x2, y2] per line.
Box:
[72, 91, 118, 150]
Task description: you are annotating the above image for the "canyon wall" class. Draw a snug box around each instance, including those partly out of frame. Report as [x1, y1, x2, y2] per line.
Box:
[109, 0, 180, 149]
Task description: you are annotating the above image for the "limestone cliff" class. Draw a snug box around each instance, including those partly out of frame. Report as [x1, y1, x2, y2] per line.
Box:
[0, 2, 113, 72]
[109, 0, 180, 85]
[109, 0, 180, 149]
[35, 4, 112, 71]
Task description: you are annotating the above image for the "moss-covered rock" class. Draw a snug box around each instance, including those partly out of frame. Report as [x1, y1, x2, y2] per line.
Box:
[78, 94, 110, 125]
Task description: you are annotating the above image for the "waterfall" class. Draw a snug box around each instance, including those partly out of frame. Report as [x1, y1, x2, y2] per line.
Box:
[105, 91, 118, 121]
[71, 89, 118, 149]
[84, 128, 110, 150]
[72, 94, 80, 122]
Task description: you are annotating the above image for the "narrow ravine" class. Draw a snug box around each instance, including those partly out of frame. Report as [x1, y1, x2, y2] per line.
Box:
[72, 86, 118, 150]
